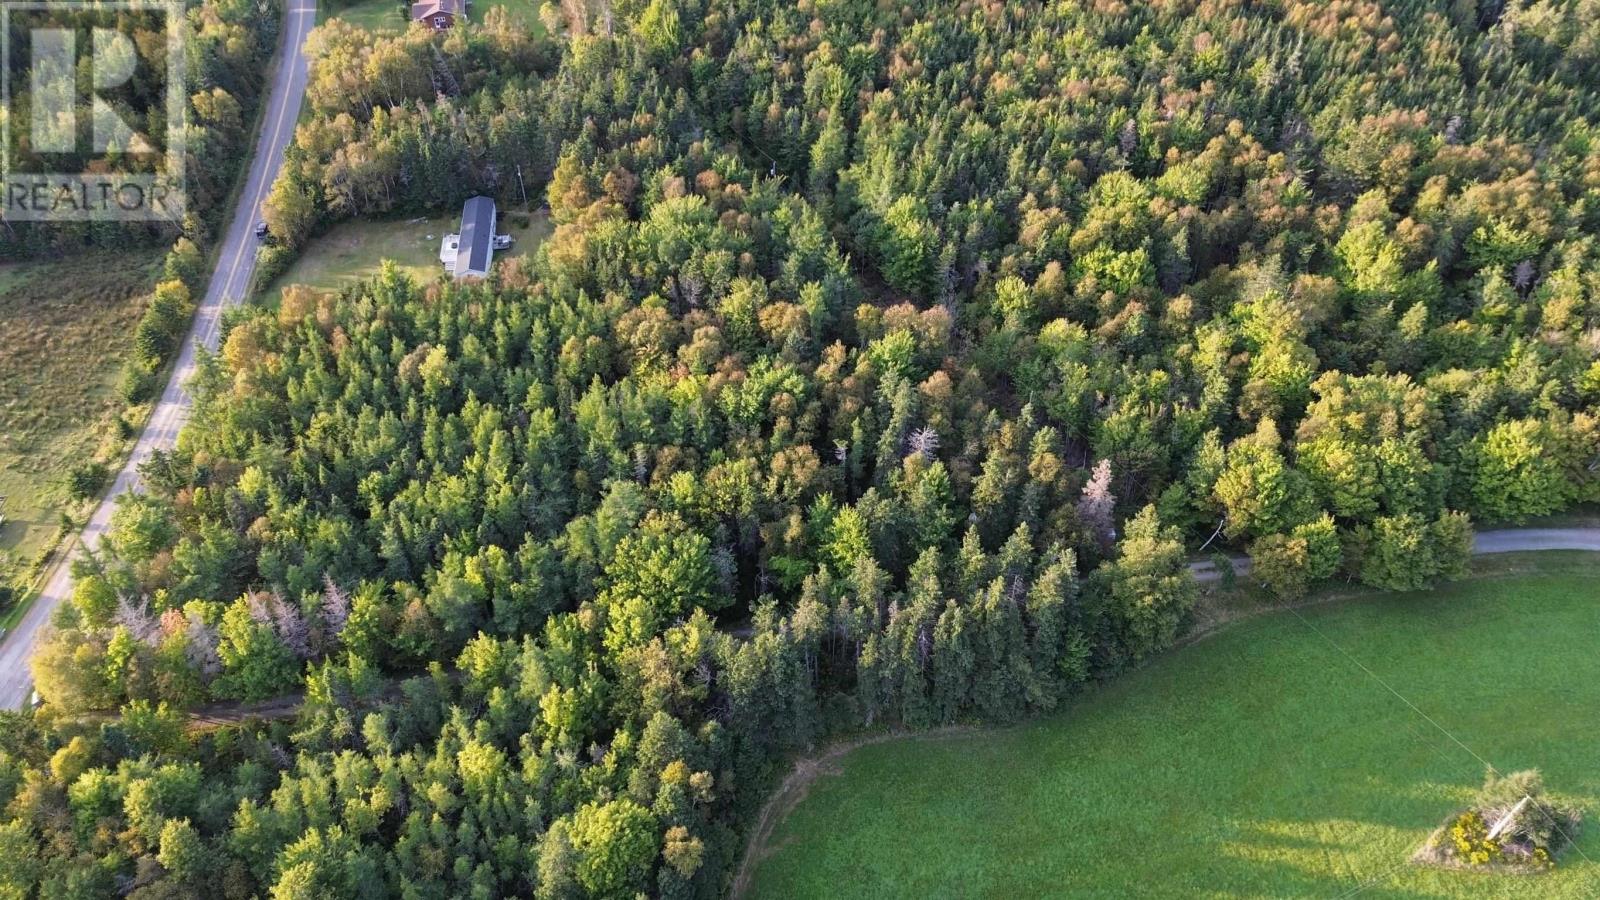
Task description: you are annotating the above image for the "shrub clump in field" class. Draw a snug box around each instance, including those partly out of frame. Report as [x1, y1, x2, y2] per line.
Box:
[1416, 769, 1582, 872]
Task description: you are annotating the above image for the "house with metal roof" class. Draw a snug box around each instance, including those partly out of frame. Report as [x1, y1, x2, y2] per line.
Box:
[439, 196, 500, 280]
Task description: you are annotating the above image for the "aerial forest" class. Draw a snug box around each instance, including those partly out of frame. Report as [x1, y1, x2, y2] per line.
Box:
[4, 0, 1600, 897]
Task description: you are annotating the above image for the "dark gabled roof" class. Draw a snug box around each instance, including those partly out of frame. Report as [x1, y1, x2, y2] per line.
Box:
[458, 196, 495, 277]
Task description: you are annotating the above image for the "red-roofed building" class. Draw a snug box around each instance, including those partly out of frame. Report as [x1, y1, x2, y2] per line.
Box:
[410, 0, 464, 30]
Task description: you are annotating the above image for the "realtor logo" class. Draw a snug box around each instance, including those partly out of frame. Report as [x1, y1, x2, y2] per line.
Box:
[1, 0, 186, 221]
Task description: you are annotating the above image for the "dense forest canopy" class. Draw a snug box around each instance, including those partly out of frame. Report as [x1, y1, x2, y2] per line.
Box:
[5, 0, 1600, 897]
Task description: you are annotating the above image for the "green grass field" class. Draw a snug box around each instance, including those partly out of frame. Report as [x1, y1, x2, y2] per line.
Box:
[0, 252, 160, 566]
[323, 0, 544, 33]
[263, 208, 552, 296]
[748, 560, 1600, 898]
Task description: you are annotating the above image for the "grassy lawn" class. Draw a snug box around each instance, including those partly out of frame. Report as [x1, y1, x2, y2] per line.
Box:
[322, 0, 545, 33]
[749, 559, 1600, 898]
[323, 0, 408, 31]
[0, 252, 160, 568]
[263, 207, 552, 297]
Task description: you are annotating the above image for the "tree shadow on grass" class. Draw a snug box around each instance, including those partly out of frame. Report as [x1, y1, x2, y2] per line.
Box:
[1210, 771, 1600, 899]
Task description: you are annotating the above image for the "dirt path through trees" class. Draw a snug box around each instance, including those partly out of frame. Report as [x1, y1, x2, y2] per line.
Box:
[730, 727, 973, 899]
[730, 552, 1600, 895]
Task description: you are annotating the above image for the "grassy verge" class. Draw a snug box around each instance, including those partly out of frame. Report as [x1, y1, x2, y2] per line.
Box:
[746, 555, 1600, 898]
[260, 207, 552, 298]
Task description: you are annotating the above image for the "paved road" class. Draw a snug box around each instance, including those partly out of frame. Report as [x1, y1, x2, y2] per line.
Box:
[0, 2, 318, 710]
[1189, 527, 1600, 583]
[1470, 527, 1600, 555]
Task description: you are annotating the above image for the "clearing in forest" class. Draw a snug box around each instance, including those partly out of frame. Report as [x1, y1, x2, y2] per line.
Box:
[748, 564, 1600, 898]
[262, 208, 553, 298]
[321, 0, 545, 33]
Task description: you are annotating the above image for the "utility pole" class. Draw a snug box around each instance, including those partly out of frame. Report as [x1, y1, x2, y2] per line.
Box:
[516, 164, 528, 207]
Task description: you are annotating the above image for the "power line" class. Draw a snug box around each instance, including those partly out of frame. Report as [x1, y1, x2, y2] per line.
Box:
[1284, 606, 1594, 896]
[1287, 607, 1493, 771]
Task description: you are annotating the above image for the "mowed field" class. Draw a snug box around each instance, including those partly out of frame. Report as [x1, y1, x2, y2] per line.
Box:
[263, 209, 553, 296]
[748, 559, 1600, 898]
[0, 252, 160, 565]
